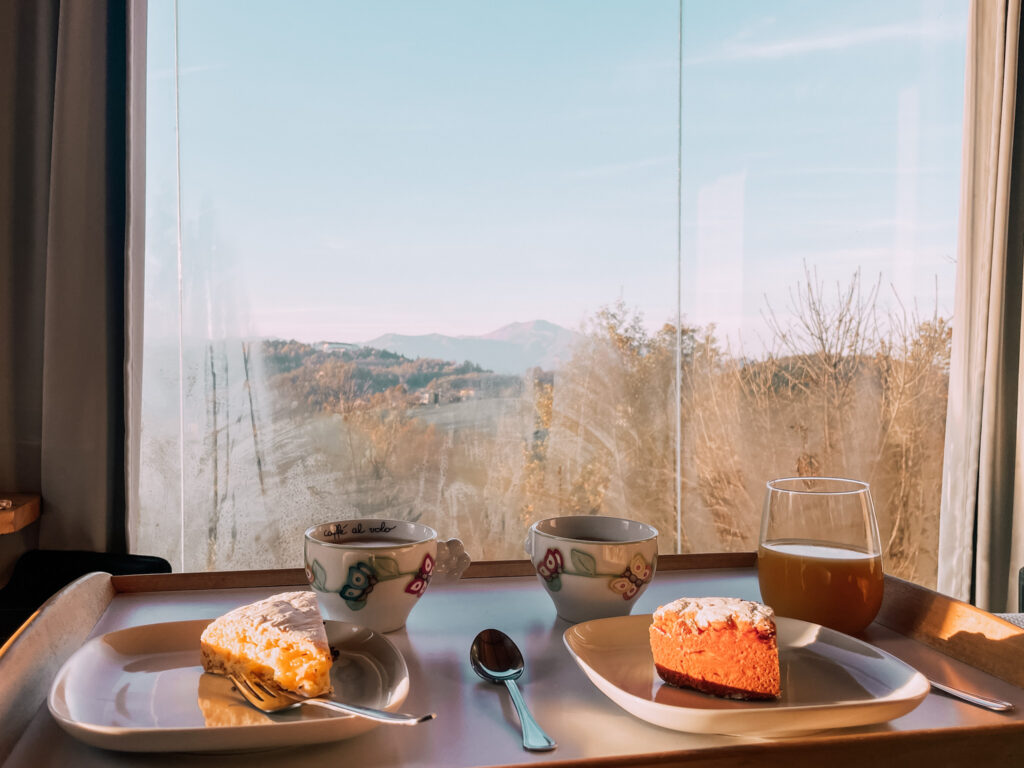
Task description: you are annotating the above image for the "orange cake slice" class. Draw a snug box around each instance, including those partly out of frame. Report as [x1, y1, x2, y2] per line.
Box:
[649, 596, 780, 700]
[200, 591, 333, 698]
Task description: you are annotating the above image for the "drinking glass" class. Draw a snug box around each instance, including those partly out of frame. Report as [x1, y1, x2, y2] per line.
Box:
[757, 477, 883, 635]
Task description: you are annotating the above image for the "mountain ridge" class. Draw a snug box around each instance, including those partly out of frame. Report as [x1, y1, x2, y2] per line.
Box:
[356, 320, 582, 374]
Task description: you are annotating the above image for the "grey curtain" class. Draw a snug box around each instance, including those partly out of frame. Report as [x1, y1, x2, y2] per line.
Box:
[0, 0, 129, 553]
[939, 0, 1024, 612]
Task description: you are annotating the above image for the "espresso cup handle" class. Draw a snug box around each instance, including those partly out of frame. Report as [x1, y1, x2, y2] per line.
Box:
[435, 538, 471, 579]
[523, 534, 533, 558]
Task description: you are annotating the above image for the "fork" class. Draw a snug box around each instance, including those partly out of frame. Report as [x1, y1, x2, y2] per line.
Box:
[227, 673, 436, 725]
[929, 680, 1015, 712]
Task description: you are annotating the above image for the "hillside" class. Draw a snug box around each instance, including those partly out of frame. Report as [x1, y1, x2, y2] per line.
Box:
[364, 319, 581, 374]
[262, 339, 523, 411]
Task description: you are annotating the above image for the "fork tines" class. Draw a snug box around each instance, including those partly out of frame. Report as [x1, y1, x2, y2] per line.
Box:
[230, 674, 292, 704]
[230, 674, 260, 700]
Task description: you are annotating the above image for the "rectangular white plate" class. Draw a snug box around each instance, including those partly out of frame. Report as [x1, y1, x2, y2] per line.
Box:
[48, 619, 410, 752]
[564, 613, 929, 737]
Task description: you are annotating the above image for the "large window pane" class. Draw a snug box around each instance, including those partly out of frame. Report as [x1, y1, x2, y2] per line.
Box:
[137, 0, 966, 588]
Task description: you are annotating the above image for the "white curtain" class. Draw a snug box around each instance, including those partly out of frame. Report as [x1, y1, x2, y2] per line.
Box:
[939, 0, 1024, 611]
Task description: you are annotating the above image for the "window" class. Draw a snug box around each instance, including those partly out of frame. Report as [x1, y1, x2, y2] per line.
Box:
[136, 0, 968, 586]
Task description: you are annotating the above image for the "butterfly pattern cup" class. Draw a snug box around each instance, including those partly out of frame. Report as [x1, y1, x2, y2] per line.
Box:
[305, 519, 470, 633]
[526, 516, 658, 623]
[536, 547, 653, 600]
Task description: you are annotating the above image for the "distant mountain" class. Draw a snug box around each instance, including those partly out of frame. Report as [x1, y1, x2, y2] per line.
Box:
[363, 320, 582, 374]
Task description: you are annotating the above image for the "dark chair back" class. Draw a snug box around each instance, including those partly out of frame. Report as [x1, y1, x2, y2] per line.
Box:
[0, 550, 172, 641]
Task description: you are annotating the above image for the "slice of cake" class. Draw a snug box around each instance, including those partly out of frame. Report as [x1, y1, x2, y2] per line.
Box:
[200, 591, 333, 698]
[649, 596, 780, 700]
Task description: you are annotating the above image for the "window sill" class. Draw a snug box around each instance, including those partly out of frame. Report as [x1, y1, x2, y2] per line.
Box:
[0, 494, 40, 535]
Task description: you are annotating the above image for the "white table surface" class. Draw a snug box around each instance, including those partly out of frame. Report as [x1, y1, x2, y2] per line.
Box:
[7, 567, 1024, 767]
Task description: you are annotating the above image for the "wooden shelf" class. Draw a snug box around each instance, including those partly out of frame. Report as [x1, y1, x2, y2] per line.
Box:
[0, 494, 40, 535]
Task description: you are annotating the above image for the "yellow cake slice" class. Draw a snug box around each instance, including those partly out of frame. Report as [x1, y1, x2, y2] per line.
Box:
[200, 591, 333, 698]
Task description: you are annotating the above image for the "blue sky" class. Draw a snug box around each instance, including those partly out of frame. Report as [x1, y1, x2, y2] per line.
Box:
[145, 0, 968, 353]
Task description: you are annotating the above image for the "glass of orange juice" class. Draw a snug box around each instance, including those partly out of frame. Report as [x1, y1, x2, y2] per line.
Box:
[757, 477, 883, 635]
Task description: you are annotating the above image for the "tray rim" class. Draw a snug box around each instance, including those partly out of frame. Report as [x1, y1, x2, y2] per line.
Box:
[102, 553, 1024, 689]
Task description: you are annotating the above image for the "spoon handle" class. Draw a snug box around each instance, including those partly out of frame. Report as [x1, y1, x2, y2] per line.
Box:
[503, 679, 556, 751]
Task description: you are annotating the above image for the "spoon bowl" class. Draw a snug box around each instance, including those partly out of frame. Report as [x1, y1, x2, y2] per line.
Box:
[470, 628, 526, 683]
[470, 629, 556, 752]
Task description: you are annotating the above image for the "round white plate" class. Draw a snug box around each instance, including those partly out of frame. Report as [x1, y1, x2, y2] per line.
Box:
[48, 619, 410, 752]
[563, 613, 929, 738]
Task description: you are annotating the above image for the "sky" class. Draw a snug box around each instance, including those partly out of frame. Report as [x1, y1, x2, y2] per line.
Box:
[144, 0, 968, 354]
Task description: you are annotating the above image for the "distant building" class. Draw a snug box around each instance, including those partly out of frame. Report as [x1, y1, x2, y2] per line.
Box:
[319, 341, 360, 353]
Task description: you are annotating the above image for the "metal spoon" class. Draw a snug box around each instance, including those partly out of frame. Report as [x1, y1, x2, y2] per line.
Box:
[930, 680, 1015, 712]
[470, 628, 556, 752]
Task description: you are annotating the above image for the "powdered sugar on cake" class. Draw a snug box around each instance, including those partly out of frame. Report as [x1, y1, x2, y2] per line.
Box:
[222, 591, 328, 645]
[654, 596, 775, 631]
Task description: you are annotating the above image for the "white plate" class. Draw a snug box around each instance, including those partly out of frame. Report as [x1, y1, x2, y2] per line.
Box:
[48, 619, 410, 752]
[563, 614, 929, 738]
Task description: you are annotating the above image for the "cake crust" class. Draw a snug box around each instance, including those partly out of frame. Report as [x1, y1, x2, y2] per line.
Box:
[650, 596, 780, 700]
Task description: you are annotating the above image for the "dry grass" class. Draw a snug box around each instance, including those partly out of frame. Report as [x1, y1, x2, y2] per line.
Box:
[139, 271, 949, 583]
[667, 269, 947, 584]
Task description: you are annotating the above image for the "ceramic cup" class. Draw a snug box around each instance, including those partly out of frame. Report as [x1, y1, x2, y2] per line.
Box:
[525, 515, 658, 623]
[304, 519, 469, 633]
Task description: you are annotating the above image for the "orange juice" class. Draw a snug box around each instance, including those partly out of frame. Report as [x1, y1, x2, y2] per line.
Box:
[757, 540, 884, 635]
